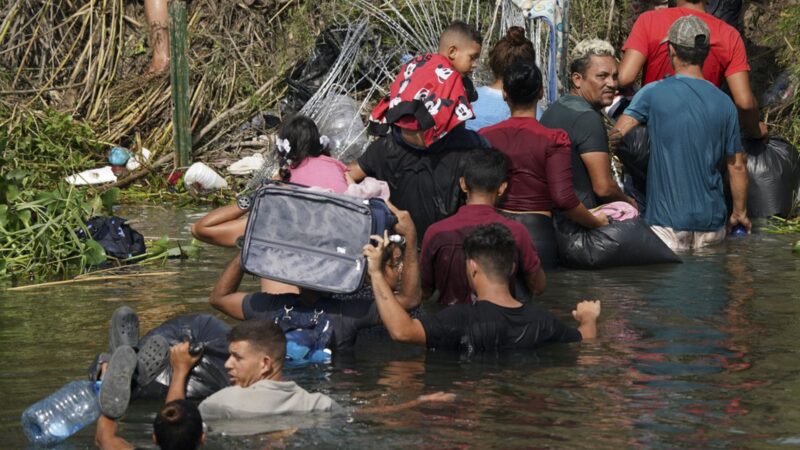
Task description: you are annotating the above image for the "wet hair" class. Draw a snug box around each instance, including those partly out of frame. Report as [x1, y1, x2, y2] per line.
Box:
[439, 20, 483, 46]
[489, 26, 535, 80]
[569, 39, 616, 88]
[669, 42, 710, 66]
[382, 242, 403, 268]
[153, 400, 203, 450]
[463, 147, 508, 193]
[463, 224, 517, 282]
[227, 320, 287, 369]
[277, 115, 330, 181]
[503, 62, 543, 106]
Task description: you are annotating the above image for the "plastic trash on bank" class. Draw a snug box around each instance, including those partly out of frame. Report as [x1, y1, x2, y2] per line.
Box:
[184, 162, 228, 193]
[228, 153, 266, 176]
[65, 166, 117, 185]
[126, 148, 152, 171]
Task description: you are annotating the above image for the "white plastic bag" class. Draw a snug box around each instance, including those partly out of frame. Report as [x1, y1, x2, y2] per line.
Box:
[184, 162, 228, 192]
[227, 153, 265, 176]
[65, 166, 117, 185]
[126, 148, 152, 171]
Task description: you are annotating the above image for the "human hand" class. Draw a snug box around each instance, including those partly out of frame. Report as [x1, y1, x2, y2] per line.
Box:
[728, 211, 752, 233]
[757, 121, 768, 140]
[608, 127, 623, 151]
[572, 300, 601, 324]
[418, 391, 456, 403]
[595, 212, 610, 227]
[169, 342, 201, 374]
[387, 201, 416, 240]
[362, 231, 389, 276]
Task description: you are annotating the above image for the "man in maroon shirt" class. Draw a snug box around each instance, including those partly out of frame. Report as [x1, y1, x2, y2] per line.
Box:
[419, 147, 546, 305]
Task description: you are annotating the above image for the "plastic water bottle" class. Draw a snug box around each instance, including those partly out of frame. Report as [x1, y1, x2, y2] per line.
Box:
[21, 380, 101, 445]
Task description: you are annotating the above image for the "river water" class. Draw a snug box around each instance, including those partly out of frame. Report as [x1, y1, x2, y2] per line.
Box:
[1, 206, 800, 449]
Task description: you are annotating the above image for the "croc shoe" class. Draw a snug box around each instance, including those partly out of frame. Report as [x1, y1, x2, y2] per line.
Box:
[99, 345, 137, 419]
[109, 306, 139, 353]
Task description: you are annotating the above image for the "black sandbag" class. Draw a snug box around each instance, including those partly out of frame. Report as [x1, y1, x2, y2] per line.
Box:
[133, 315, 230, 400]
[743, 137, 800, 218]
[616, 124, 650, 196]
[554, 216, 680, 269]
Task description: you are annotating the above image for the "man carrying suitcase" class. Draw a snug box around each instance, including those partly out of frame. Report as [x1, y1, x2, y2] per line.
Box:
[207, 204, 422, 353]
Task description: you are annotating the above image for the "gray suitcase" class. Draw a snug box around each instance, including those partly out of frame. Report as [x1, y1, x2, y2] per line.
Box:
[240, 183, 395, 293]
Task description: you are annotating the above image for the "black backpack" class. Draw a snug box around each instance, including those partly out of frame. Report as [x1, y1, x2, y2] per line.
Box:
[77, 216, 146, 260]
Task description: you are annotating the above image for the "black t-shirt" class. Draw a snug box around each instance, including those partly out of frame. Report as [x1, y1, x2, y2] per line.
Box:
[418, 301, 581, 352]
[242, 289, 379, 353]
[539, 95, 610, 209]
[357, 126, 488, 238]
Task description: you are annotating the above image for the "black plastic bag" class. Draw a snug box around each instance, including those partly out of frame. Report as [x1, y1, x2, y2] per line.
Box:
[283, 27, 383, 112]
[134, 315, 231, 400]
[706, 0, 742, 29]
[554, 215, 680, 269]
[743, 137, 800, 218]
[616, 124, 650, 196]
[76, 216, 145, 260]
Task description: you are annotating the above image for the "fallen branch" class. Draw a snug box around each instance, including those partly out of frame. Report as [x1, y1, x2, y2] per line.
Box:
[5, 271, 180, 291]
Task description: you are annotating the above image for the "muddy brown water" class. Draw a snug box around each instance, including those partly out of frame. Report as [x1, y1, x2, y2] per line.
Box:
[1, 205, 800, 449]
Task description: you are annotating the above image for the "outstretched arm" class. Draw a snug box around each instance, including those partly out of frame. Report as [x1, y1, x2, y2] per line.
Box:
[356, 392, 456, 415]
[95, 415, 133, 450]
[191, 204, 248, 247]
[209, 253, 248, 319]
[618, 49, 646, 89]
[388, 204, 421, 309]
[364, 233, 427, 346]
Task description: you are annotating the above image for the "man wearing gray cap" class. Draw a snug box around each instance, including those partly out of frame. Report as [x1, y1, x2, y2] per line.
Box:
[613, 16, 750, 251]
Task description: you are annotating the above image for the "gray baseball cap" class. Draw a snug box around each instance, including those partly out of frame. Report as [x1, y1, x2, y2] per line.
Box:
[660, 15, 710, 48]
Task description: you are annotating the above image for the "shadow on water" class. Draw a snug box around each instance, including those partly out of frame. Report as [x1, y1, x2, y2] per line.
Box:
[2, 206, 800, 448]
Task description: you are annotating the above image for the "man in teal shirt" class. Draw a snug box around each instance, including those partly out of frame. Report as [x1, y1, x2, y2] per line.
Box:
[614, 15, 750, 251]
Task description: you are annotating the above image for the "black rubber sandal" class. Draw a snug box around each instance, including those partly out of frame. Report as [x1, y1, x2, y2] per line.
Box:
[99, 345, 137, 419]
[136, 335, 169, 387]
[108, 306, 139, 353]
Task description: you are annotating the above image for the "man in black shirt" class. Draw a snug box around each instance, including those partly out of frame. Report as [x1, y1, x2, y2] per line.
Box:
[349, 126, 488, 240]
[208, 206, 421, 353]
[364, 223, 600, 352]
[539, 39, 635, 210]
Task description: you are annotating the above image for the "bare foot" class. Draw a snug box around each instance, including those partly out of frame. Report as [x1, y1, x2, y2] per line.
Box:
[144, 55, 170, 79]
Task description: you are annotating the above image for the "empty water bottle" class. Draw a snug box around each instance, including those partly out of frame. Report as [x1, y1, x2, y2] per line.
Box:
[21, 380, 101, 445]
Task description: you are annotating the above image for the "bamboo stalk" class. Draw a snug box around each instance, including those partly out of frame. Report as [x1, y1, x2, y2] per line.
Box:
[5, 271, 180, 292]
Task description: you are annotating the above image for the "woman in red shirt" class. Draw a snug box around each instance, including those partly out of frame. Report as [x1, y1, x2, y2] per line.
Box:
[480, 63, 608, 269]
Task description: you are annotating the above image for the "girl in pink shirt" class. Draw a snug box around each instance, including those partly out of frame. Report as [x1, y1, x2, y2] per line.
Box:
[274, 115, 350, 191]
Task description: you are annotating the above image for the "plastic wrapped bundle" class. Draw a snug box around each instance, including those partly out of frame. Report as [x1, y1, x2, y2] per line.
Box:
[317, 94, 369, 163]
[134, 315, 231, 400]
[554, 215, 680, 269]
[744, 137, 800, 218]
